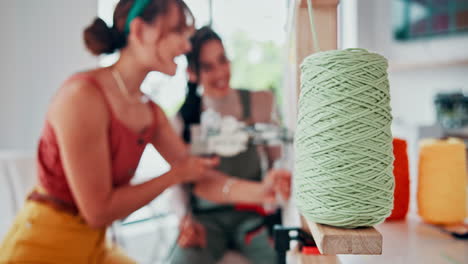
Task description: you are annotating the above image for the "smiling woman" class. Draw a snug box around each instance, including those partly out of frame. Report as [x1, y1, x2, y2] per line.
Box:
[168, 26, 292, 264]
[0, 1, 222, 263]
[98, 0, 206, 116]
[91, 0, 288, 262]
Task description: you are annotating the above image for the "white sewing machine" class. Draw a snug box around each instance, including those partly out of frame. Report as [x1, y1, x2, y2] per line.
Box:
[190, 108, 294, 159]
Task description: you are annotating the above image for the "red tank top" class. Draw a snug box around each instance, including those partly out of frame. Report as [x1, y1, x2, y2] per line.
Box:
[36, 74, 158, 206]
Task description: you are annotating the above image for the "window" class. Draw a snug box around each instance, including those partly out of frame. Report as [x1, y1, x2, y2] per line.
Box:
[211, 0, 287, 96]
[394, 0, 468, 40]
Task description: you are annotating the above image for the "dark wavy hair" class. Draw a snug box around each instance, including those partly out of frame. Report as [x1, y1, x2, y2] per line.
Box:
[179, 26, 222, 143]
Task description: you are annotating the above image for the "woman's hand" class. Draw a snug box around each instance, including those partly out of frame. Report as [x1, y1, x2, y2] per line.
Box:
[177, 214, 207, 248]
[261, 169, 292, 204]
[174, 156, 219, 184]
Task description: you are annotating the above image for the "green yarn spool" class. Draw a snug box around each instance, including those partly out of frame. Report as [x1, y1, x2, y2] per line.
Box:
[294, 48, 395, 228]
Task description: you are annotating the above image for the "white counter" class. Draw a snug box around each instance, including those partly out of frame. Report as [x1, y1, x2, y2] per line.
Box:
[287, 214, 467, 264]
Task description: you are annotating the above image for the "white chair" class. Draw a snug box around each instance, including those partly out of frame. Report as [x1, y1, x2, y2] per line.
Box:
[0, 158, 16, 240]
[0, 151, 36, 240]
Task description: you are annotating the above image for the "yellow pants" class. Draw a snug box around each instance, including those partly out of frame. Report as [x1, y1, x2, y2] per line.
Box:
[0, 200, 136, 264]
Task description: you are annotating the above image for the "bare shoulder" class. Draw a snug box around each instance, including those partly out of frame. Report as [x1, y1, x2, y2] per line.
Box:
[249, 90, 275, 123]
[48, 73, 109, 129]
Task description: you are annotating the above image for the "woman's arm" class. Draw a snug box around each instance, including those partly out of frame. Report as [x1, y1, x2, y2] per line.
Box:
[165, 110, 273, 204]
[193, 169, 290, 205]
[164, 115, 193, 219]
[193, 170, 268, 204]
[192, 91, 291, 205]
[50, 80, 214, 228]
[151, 106, 192, 165]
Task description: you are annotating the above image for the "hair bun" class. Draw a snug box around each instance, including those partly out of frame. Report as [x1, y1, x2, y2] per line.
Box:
[83, 18, 120, 56]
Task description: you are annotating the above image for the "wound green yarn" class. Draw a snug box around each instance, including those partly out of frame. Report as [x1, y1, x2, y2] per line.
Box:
[294, 48, 395, 228]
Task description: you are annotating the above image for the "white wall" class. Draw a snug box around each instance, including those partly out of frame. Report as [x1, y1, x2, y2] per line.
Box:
[341, 0, 468, 126]
[0, 0, 98, 149]
[340, 0, 468, 214]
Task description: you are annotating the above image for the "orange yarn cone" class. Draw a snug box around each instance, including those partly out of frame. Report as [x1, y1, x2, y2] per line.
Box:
[417, 138, 467, 225]
[387, 138, 410, 221]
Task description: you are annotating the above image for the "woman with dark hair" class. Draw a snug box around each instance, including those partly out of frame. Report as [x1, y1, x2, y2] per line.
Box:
[0, 1, 220, 263]
[170, 26, 291, 264]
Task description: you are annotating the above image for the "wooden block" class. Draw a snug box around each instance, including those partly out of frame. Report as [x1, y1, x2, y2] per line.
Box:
[305, 218, 383, 255]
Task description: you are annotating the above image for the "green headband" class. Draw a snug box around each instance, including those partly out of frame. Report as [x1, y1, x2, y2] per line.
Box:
[124, 0, 152, 35]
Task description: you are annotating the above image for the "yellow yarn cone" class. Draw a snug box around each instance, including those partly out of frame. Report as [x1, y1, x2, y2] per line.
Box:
[417, 138, 467, 225]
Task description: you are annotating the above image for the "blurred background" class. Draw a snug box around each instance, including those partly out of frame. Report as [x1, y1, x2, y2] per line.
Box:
[0, 0, 467, 263]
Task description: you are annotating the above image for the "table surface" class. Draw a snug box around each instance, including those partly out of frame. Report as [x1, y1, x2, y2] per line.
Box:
[283, 201, 467, 264]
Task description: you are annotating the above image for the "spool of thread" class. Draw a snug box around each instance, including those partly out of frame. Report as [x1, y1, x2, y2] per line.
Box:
[418, 138, 467, 225]
[294, 49, 394, 228]
[386, 138, 410, 221]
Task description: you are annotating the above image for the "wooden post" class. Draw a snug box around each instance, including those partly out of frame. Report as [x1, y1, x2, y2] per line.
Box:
[295, 0, 338, 97]
[294, 0, 383, 258]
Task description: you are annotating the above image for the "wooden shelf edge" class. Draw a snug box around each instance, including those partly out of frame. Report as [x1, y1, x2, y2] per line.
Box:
[302, 217, 383, 255]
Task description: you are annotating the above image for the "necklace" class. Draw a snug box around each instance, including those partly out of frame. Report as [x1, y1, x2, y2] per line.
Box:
[111, 68, 150, 104]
